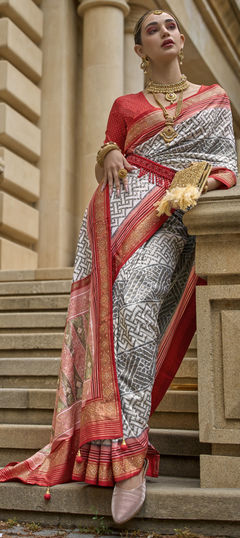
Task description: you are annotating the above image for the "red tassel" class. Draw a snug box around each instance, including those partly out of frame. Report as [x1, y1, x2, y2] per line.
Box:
[44, 487, 51, 500]
[76, 449, 83, 463]
[121, 439, 127, 451]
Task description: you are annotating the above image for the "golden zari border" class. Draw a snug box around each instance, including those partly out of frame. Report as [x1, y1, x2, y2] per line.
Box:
[79, 186, 123, 443]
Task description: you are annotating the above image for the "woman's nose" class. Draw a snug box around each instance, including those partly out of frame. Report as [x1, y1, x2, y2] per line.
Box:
[160, 26, 170, 38]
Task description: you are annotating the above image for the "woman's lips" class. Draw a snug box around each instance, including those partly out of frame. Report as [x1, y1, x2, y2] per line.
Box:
[161, 40, 174, 48]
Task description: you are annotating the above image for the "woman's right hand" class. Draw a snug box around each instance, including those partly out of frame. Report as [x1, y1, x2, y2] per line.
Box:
[100, 149, 135, 196]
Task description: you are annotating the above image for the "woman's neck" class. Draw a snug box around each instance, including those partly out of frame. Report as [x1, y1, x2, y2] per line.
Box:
[149, 61, 182, 84]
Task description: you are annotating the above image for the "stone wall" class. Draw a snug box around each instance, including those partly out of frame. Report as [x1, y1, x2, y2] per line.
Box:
[0, 0, 42, 269]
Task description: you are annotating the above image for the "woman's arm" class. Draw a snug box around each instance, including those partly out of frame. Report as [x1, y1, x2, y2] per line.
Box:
[95, 163, 103, 184]
[95, 98, 135, 195]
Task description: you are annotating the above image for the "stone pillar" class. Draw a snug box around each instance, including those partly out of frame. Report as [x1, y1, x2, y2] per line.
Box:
[38, 0, 78, 267]
[183, 184, 240, 488]
[76, 0, 129, 219]
[124, 4, 144, 95]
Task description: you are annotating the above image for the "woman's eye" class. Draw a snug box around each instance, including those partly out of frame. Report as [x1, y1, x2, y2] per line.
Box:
[168, 23, 176, 30]
[147, 28, 157, 34]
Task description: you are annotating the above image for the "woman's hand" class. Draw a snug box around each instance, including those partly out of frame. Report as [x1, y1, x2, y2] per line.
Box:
[95, 149, 135, 196]
[202, 177, 222, 192]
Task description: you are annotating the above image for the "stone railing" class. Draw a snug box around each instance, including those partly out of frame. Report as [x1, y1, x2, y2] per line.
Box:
[183, 184, 240, 488]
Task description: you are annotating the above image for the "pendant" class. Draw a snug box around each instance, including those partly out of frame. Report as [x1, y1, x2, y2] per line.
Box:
[165, 91, 177, 104]
[160, 125, 178, 144]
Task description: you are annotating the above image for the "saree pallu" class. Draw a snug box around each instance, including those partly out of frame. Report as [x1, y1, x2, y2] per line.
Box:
[0, 84, 237, 489]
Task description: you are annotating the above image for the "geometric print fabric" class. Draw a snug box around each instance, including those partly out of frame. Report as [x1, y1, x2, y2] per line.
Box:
[112, 209, 195, 439]
[134, 108, 238, 175]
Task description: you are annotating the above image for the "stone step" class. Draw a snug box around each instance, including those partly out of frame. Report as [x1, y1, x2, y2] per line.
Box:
[0, 357, 60, 388]
[149, 411, 198, 430]
[0, 424, 51, 449]
[149, 429, 210, 457]
[0, 388, 56, 408]
[0, 312, 66, 329]
[0, 332, 63, 349]
[156, 390, 198, 413]
[173, 357, 197, 379]
[0, 295, 69, 311]
[0, 408, 53, 425]
[0, 388, 197, 414]
[185, 333, 197, 358]
[0, 357, 197, 390]
[0, 408, 199, 432]
[0, 447, 201, 480]
[0, 279, 71, 295]
[0, 425, 205, 456]
[0, 427, 210, 479]
[150, 390, 198, 430]
[0, 268, 73, 281]
[0, 449, 200, 480]
[0, 349, 61, 359]
[0, 477, 239, 536]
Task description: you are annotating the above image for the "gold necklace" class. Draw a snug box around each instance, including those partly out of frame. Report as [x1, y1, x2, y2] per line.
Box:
[146, 75, 189, 104]
[153, 90, 183, 144]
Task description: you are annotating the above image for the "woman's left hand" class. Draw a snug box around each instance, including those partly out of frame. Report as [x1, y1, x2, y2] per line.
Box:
[202, 178, 222, 192]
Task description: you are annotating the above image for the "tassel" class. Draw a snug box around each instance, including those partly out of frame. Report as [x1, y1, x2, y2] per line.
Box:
[44, 487, 51, 500]
[76, 449, 83, 463]
[154, 185, 200, 216]
[121, 438, 127, 451]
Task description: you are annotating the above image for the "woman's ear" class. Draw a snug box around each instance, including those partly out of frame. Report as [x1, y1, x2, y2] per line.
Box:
[180, 33, 185, 48]
[134, 44, 144, 59]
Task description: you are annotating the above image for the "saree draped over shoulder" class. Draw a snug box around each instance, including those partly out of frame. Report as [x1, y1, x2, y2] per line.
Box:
[0, 84, 237, 488]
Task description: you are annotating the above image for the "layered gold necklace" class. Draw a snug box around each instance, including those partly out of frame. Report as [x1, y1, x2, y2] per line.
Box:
[152, 91, 184, 144]
[146, 74, 189, 104]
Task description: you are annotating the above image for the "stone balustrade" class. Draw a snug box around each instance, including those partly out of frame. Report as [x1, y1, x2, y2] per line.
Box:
[183, 183, 240, 488]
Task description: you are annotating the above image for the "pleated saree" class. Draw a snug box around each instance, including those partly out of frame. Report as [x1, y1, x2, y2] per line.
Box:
[0, 84, 237, 489]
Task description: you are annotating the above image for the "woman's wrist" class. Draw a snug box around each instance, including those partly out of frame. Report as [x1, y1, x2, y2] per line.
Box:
[206, 177, 222, 191]
[96, 142, 121, 167]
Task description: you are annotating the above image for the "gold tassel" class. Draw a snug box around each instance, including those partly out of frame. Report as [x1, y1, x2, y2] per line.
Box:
[44, 487, 51, 500]
[121, 438, 127, 451]
[154, 185, 201, 216]
[76, 449, 83, 463]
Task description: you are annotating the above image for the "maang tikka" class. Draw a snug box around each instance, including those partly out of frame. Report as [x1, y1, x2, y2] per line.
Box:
[140, 56, 150, 75]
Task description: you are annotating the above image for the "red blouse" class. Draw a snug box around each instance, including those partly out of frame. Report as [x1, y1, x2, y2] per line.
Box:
[104, 86, 208, 152]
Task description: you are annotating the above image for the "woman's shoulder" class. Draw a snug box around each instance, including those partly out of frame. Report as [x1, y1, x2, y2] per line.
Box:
[111, 92, 149, 123]
[113, 91, 146, 110]
[200, 83, 228, 97]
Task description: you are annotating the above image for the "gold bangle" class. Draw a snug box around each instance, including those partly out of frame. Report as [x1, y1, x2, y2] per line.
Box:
[202, 183, 208, 193]
[96, 142, 120, 167]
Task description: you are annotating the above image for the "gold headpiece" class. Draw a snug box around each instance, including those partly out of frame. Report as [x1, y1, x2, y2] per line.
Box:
[134, 10, 163, 39]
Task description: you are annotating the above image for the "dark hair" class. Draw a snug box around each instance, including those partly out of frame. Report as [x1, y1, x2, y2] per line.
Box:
[134, 10, 181, 45]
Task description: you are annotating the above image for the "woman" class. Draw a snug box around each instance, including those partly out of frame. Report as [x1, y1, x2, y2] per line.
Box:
[0, 8, 237, 526]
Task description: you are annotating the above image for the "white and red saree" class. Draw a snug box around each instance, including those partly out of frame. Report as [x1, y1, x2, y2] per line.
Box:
[0, 84, 237, 488]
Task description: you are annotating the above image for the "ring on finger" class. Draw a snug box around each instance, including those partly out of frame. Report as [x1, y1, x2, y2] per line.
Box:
[118, 168, 128, 180]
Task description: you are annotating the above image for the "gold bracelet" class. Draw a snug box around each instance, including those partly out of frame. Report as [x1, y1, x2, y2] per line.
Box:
[96, 142, 120, 167]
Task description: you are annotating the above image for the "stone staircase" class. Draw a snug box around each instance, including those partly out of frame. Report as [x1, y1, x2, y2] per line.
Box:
[0, 269, 239, 536]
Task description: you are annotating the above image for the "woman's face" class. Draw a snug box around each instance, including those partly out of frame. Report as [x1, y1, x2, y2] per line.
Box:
[135, 12, 184, 65]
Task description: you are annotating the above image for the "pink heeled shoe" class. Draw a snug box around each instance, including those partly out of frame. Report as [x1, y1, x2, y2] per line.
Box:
[111, 459, 149, 524]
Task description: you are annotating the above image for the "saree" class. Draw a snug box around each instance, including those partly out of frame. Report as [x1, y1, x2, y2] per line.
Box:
[0, 84, 237, 489]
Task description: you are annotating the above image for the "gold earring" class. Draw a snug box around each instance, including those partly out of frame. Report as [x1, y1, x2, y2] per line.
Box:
[179, 49, 184, 65]
[140, 56, 150, 75]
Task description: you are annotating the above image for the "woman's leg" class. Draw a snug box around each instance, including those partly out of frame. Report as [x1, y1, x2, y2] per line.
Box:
[112, 210, 190, 488]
